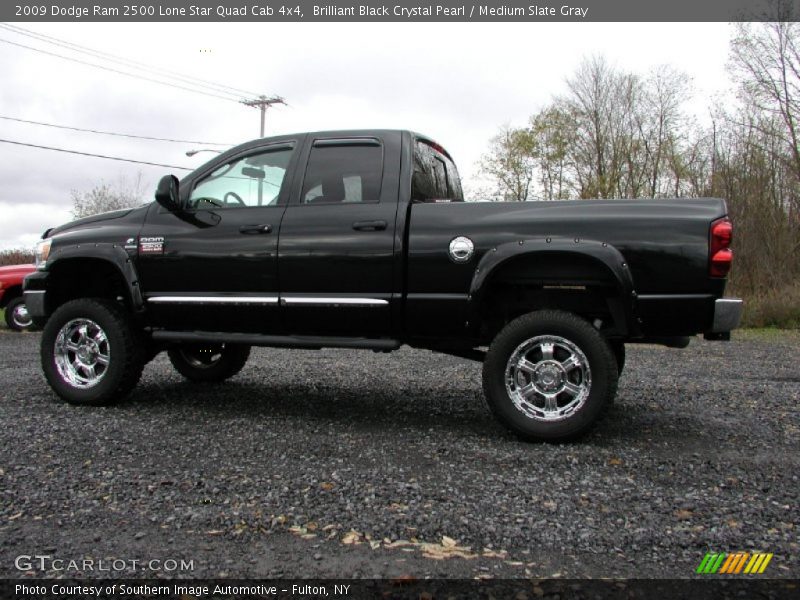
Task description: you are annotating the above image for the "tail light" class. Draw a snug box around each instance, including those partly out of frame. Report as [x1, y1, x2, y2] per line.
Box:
[709, 217, 733, 278]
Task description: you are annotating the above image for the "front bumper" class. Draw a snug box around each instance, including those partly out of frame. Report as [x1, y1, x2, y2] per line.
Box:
[22, 270, 49, 318]
[711, 298, 743, 333]
[23, 290, 47, 318]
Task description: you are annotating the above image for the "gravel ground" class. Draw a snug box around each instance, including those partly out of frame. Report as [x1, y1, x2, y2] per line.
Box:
[0, 329, 797, 579]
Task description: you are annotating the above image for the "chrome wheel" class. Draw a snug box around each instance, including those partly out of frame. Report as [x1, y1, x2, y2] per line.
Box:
[178, 344, 224, 369]
[505, 335, 591, 422]
[11, 302, 32, 329]
[54, 318, 110, 388]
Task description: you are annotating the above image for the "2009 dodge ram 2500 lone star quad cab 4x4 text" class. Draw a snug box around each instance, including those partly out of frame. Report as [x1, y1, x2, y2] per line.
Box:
[24, 130, 742, 441]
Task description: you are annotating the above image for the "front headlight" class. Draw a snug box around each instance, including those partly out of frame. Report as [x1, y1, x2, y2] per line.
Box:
[35, 239, 52, 270]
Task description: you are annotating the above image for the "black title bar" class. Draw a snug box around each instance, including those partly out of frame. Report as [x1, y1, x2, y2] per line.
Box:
[3, 578, 800, 600]
[4, 0, 799, 22]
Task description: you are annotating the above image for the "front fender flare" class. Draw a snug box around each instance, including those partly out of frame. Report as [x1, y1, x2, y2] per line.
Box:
[46, 243, 144, 311]
[468, 237, 640, 336]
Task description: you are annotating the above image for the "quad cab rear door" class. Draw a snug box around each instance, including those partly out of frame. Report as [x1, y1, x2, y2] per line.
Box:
[277, 132, 403, 337]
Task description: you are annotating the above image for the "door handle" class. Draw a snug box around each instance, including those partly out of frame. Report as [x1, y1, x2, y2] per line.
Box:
[352, 220, 387, 231]
[239, 224, 272, 234]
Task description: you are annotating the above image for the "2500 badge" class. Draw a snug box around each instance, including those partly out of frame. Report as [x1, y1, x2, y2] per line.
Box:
[138, 236, 164, 254]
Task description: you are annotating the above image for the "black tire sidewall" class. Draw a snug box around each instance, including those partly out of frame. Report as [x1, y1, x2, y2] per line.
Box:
[483, 311, 617, 441]
[5, 297, 31, 331]
[611, 341, 625, 375]
[41, 299, 136, 405]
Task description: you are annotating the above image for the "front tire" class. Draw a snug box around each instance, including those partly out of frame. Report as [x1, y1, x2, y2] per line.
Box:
[5, 297, 33, 331]
[41, 298, 144, 405]
[482, 310, 618, 442]
[611, 341, 625, 376]
[168, 343, 250, 383]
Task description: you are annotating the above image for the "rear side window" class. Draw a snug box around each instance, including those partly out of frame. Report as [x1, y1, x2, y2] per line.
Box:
[411, 140, 464, 202]
[301, 141, 383, 204]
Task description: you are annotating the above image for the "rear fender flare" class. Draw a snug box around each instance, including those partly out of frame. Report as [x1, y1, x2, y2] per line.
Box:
[468, 238, 640, 336]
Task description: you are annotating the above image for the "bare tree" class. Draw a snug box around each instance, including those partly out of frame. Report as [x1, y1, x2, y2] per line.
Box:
[479, 126, 537, 201]
[71, 172, 148, 219]
[0, 248, 35, 266]
[529, 105, 573, 200]
[731, 16, 800, 218]
[640, 66, 693, 197]
[561, 56, 614, 198]
[481, 58, 693, 202]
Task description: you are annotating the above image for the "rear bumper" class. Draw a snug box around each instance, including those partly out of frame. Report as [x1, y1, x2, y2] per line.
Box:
[711, 298, 743, 333]
[703, 298, 744, 341]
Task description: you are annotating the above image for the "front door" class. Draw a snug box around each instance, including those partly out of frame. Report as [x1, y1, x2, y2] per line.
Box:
[277, 134, 401, 337]
[137, 142, 299, 333]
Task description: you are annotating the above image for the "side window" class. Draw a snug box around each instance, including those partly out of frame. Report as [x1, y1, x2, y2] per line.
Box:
[447, 160, 464, 201]
[411, 140, 463, 202]
[432, 156, 448, 197]
[301, 142, 383, 204]
[189, 146, 293, 209]
[411, 142, 437, 202]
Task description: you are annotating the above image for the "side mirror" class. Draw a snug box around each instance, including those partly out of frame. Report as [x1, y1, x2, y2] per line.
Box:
[155, 175, 181, 211]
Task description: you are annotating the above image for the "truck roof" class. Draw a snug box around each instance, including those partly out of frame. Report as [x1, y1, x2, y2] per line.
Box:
[219, 129, 449, 159]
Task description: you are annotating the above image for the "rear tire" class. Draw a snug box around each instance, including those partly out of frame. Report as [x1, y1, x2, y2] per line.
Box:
[5, 297, 33, 331]
[168, 343, 250, 383]
[482, 310, 618, 442]
[41, 298, 144, 406]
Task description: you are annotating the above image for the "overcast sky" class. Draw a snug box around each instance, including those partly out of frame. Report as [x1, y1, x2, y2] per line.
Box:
[0, 22, 735, 250]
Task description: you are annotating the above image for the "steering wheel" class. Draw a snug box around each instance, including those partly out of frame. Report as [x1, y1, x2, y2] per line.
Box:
[223, 191, 245, 206]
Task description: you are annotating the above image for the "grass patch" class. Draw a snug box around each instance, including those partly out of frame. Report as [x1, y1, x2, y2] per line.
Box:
[736, 327, 800, 341]
[739, 282, 800, 329]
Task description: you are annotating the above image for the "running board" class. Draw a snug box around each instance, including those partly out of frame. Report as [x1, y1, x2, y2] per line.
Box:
[150, 330, 401, 351]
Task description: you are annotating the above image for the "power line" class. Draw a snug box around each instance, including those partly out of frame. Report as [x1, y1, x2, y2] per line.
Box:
[0, 37, 241, 103]
[0, 137, 192, 170]
[0, 115, 234, 147]
[0, 23, 258, 100]
[241, 95, 287, 137]
[0, 26, 289, 136]
[0, 23, 252, 98]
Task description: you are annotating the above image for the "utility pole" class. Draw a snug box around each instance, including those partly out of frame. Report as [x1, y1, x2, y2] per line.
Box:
[241, 95, 286, 137]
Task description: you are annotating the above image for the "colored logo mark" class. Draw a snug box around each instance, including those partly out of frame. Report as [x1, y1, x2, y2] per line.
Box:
[696, 552, 773, 574]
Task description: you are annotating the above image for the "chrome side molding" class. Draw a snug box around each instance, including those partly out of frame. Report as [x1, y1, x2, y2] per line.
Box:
[146, 295, 388, 307]
[147, 296, 279, 305]
[280, 297, 388, 307]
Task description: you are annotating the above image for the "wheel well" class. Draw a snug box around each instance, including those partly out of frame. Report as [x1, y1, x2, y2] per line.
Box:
[46, 258, 131, 313]
[0, 285, 22, 308]
[477, 252, 629, 341]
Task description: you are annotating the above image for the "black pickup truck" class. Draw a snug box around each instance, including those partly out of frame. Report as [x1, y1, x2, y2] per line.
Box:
[24, 129, 742, 441]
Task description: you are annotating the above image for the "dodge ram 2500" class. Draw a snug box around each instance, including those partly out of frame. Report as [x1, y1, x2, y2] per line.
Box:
[24, 130, 742, 440]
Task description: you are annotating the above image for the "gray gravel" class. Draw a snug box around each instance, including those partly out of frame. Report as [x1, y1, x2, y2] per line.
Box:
[0, 329, 797, 578]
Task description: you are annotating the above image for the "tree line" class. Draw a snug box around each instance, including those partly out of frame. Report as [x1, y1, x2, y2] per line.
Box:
[479, 21, 800, 327]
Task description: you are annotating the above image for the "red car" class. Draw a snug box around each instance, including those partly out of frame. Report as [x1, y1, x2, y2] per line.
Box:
[0, 263, 36, 331]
